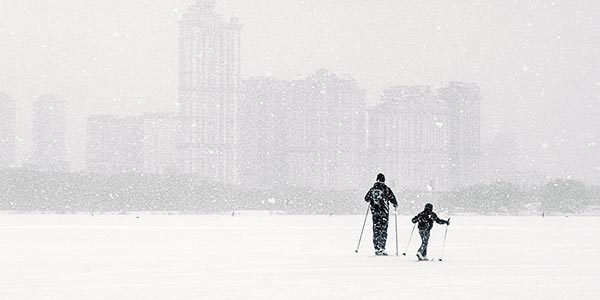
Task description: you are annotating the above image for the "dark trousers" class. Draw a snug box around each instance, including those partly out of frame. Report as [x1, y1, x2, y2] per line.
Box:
[371, 212, 389, 252]
[418, 229, 431, 257]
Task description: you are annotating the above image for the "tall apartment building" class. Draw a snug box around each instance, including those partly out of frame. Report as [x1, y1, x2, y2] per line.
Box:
[439, 82, 482, 187]
[86, 115, 144, 174]
[177, 0, 242, 183]
[0, 94, 16, 169]
[285, 70, 367, 189]
[240, 78, 288, 188]
[142, 113, 178, 174]
[368, 85, 451, 190]
[240, 70, 367, 190]
[368, 83, 481, 191]
[30, 94, 69, 172]
[86, 113, 178, 174]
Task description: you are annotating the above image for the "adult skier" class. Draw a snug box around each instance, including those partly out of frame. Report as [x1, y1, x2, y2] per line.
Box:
[364, 173, 398, 256]
[411, 203, 449, 261]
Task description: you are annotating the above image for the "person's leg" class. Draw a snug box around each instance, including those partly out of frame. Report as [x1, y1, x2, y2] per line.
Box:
[371, 211, 379, 252]
[417, 230, 427, 259]
[379, 215, 389, 251]
[372, 213, 389, 254]
[372, 213, 382, 252]
[421, 230, 430, 258]
[417, 230, 424, 257]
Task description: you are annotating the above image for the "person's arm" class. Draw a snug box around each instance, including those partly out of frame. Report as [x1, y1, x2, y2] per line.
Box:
[364, 189, 371, 203]
[388, 187, 398, 208]
[411, 213, 419, 223]
[432, 212, 449, 225]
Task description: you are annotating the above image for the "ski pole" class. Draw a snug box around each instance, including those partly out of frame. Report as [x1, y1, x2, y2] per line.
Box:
[401, 223, 416, 256]
[355, 205, 370, 253]
[394, 207, 399, 256]
[439, 218, 450, 261]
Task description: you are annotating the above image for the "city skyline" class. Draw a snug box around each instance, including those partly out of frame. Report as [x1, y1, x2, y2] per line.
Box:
[1, 0, 599, 183]
[2, 2, 600, 299]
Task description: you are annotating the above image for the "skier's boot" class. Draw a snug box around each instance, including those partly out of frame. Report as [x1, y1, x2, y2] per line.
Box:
[416, 252, 427, 261]
[376, 250, 388, 256]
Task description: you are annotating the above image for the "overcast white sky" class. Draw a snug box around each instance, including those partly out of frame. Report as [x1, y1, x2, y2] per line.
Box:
[1, 0, 599, 182]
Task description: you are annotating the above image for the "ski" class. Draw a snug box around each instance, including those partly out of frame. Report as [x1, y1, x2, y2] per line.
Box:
[415, 257, 442, 262]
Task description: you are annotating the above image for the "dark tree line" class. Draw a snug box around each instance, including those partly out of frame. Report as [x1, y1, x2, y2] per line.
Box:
[0, 169, 364, 214]
[441, 179, 599, 214]
[1, 169, 598, 214]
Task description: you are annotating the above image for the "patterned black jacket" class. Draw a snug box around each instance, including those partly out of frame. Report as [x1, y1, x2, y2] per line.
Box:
[412, 209, 448, 230]
[364, 182, 397, 215]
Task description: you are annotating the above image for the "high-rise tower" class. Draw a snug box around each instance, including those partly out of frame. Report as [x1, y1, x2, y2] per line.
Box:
[30, 94, 69, 172]
[439, 82, 482, 187]
[177, 0, 242, 183]
[368, 83, 481, 191]
[240, 70, 367, 190]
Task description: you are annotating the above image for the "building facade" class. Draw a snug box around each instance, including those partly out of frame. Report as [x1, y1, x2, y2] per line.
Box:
[87, 113, 178, 174]
[142, 113, 178, 174]
[239, 77, 288, 188]
[0, 94, 16, 169]
[177, 0, 242, 183]
[368, 83, 481, 191]
[86, 115, 144, 174]
[240, 70, 367, 190]
[30, 94, 69, 172]
[284, 70, 367, 189]
[439, 82, 482, 188]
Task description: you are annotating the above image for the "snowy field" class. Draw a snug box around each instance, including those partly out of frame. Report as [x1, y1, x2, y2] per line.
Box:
[0, 213, 599, 300]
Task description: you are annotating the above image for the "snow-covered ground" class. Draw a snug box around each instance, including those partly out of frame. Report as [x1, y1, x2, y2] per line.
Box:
[0, 213, 598, 300]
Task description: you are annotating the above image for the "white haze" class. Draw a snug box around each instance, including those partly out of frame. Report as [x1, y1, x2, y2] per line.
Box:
[1, 0, 599, 182]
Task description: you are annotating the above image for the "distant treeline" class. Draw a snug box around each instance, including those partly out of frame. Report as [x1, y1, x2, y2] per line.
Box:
[0, 169, 364, 214]
[441, 179, 600, 214]
[1, 169, 598, 215]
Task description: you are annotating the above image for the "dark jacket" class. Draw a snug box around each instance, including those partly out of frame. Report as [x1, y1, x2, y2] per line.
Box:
[412, 209, 448, 230]
[364, 182, 397, 215]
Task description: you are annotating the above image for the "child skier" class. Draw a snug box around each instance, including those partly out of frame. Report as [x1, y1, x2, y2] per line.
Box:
[411, 203, 449, 261]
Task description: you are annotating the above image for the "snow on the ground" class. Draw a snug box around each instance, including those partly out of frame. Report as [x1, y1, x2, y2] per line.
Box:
[0, 214, 598, 300]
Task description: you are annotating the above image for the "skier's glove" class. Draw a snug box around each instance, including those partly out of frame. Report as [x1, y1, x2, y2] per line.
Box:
[446, 219, 450, 226]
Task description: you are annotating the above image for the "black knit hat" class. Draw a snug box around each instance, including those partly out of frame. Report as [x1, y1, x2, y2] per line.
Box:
[376, 173, 385, 182]
[425, 203, 433, 210]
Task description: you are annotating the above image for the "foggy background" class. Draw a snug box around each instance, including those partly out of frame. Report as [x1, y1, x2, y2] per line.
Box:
[1, 0, 599, 183]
